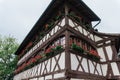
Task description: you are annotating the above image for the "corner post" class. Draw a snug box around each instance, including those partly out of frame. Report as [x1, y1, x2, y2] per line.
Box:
[64, 3, 71, 80]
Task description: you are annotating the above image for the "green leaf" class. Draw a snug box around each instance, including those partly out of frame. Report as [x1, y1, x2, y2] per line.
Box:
[0, 35, 19, 80]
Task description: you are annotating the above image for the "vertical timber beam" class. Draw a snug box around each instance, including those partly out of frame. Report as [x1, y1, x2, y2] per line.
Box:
[103, 44, 113, 79]
[65, 3, 71, 80]
[111, 43, 120, 74]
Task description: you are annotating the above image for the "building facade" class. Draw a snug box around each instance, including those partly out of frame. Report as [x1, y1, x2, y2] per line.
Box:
[14, 0, 120, 80]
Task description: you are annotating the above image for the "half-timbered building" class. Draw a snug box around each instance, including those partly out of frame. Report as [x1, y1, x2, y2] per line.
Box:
[13, 0, 120, 80]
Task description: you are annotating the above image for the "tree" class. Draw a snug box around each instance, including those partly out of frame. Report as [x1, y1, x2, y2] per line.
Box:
[0, 35, 19, 80]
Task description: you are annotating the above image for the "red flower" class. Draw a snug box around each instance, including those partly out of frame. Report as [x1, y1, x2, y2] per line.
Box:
[35, 55, 42, 59]
[77, 42, 81, 46]
[51, 45, 56, 49]
[90, 50, 100, 58]
[27, 60, 31, 66]
[45, 47, 51, 54]
[83, 45, 87, 51]
[31, 58, 36, 63]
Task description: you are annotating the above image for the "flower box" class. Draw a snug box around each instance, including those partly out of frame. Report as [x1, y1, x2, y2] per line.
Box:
[72, 43, 84, 54]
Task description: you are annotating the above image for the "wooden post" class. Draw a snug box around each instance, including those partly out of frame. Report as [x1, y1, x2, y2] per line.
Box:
[65, 3, 71, 80]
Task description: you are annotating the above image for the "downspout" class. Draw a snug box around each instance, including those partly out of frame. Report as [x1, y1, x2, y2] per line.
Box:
[93, 19, 101, 29]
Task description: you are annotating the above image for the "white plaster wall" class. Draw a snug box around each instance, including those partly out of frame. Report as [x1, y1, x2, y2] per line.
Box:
[101, 64, 108, 76]
[45, 75, 52, 80]
[54, 72, 65, 79]
[71, 53, 79, 70]
[94, 35, 102, 42]
[38, 77, 44, 80]
[54, 25, 59, 33]
[81, 58, 88, 72]
[69, 19, 75, 27]
[96, 64, 102, 75]
[90, 34, 94, 41]
[83, 29, 88, 36]
[111, 63, 120, 75]
[88, 60, 94, 74]
[61, 18, 65, 26]
[105, 46, 113, 60]
[78, 26, 83, 33]
[29, 78, 37, 80]
[97, 48, 106, 62]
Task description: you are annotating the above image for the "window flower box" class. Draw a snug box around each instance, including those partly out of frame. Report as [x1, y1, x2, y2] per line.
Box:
[87, 50, 100, 61]
[45, 45, 63, 57]
[72, 43, 84, 54]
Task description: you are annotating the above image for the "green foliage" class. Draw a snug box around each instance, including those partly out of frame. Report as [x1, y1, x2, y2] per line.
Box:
[0, 35, 19, 80]
[72, 43, 84, 53]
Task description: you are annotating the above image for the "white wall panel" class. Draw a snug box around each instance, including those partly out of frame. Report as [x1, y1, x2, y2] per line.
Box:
[94, 35, 102, 42]
[45, 75, 52, 80]
[61, 18, 65, 26]
[97, 48, 106, 62]
[81, 58, 88, 72]
[101, 64, 107, 76]
[78, 26, 82, 33]
[38, 77, 44, 80]
[83, 29, 88, 36]
[59, 52, 65, 69]
[54, 72, 65, 79]
[69, 19, 75, 27]
[96, 64, 102, 75]
[71, 53, 79, 70]
[89, 60, 94, 74]
[105, 46, 113, 60]
[111, 63, 120, 75]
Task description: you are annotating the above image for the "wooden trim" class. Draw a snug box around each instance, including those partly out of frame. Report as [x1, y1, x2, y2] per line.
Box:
[68, 70, 106, 80]
[27, 69, 66, 80]
[65, 30, 71, 78]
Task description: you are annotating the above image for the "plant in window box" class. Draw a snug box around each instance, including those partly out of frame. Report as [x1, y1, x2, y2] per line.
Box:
[69, 13, 81, 23]
[26, 58, 37, 68]
[45, 47, 54, 57]
[53, 45, 63, 55]
[72, 43, 84, 54]
[39, 32, 44, 39]
[87, 50, 100, 61]
[35, 55, 42, 63]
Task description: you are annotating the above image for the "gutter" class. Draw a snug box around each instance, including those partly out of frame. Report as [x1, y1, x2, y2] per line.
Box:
[93, 19, 101, 29]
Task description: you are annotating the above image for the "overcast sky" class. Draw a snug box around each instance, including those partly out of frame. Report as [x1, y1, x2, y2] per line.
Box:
[0, 0, 120, 43]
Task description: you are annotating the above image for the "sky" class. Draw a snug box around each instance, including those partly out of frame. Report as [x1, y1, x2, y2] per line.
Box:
[0, 0, 120, 43]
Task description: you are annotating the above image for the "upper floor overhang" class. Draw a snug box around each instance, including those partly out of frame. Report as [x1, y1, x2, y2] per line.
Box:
[15, 0, 100, 55]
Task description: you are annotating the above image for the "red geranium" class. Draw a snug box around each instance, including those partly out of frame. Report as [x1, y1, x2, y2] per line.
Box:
[83, 45, 87, 51]
[31, 58, 36, 63]
[35, 55, 42, 59]
[90, 50, 100, 58]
